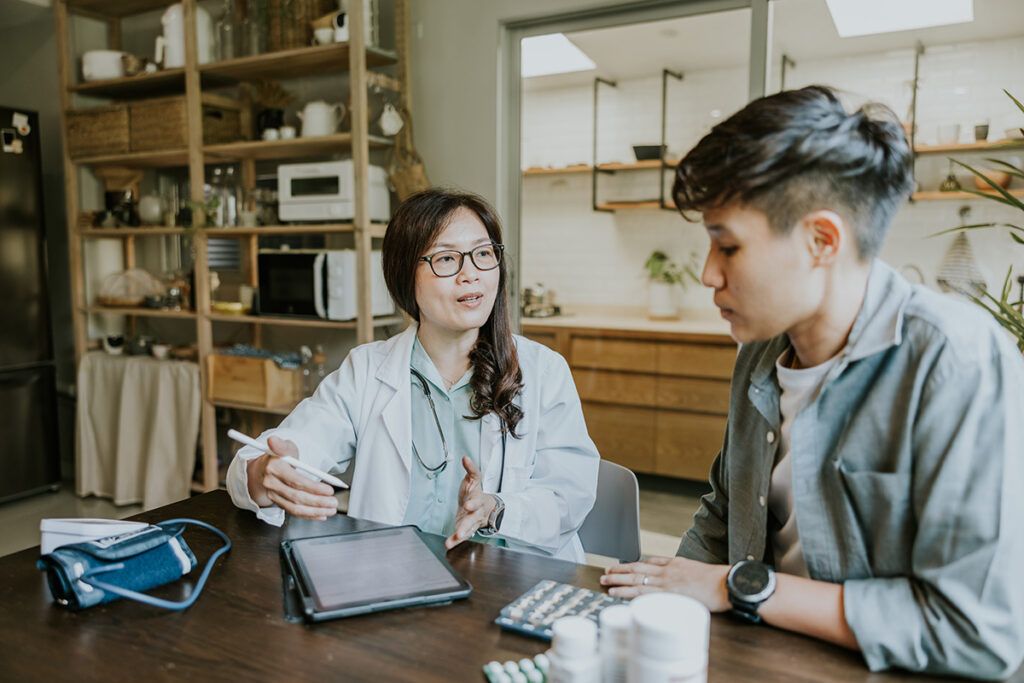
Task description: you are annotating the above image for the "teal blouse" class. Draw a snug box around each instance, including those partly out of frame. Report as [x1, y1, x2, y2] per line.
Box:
[402, 338, 483, 538]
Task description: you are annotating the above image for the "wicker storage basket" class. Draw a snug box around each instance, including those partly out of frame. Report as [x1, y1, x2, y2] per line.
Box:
[130, 95, 242, 152]
[267, 0, 335, 51]
[66, 105, 130, 158]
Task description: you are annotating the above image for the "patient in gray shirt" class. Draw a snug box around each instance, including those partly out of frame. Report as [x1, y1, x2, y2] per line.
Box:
[601, 86, 1024, 680]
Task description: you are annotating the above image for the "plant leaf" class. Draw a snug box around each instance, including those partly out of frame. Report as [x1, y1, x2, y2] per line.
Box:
[1012, 232, 1024, 245]
[983, 158, 1024, 179]
[929, 222, 997, 238]
[953, 159, 1024, 209]
[1005, 89, 1024, 117]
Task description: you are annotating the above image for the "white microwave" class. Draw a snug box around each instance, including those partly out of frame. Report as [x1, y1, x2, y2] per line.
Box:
[257, 249, 395, 321]
[277, 160, 390, 222]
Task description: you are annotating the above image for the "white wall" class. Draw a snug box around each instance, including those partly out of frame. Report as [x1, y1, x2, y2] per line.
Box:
[519, 35, 1024, 310]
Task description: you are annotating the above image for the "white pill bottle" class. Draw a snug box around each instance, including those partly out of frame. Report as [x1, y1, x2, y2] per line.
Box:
[546, 616, 602, 683]
[627, 593, 710, 683]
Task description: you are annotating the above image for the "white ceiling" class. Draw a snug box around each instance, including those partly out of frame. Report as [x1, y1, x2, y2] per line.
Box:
[523, 0, 1024, 90]
[772, 0, 1024, 61]
[0, 0, 51, 30]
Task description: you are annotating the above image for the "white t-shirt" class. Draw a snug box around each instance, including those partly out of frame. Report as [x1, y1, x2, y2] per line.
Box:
[769, 347, 842, 577]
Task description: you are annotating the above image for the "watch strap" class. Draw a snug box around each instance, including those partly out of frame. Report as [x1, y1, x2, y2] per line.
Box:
[477, 494, 505, 537]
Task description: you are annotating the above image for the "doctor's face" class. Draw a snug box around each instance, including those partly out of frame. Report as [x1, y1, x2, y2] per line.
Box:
[414, 207, 500, 336]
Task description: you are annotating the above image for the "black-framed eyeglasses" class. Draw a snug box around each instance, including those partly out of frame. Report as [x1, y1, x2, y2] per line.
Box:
[409, 368, 451, 475]
[419, 243, 504, 278]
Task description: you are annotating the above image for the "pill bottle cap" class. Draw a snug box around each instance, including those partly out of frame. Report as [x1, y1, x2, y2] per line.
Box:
[630, 593, 710, 663]
[599, 604, 632, 648]
[552, 616, 598, 659]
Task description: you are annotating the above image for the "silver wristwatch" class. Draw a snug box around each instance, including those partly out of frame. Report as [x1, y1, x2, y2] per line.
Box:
[477, 494, 505, 536]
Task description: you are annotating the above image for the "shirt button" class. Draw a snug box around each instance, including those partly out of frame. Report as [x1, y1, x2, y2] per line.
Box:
[746, 554, 755, 561]
[436, 496, 444, 504]
[766, 431, 776, 444]
[758, 495, 766, 507]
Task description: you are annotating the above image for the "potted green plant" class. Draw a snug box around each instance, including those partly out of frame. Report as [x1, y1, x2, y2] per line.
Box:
[644, 250, 699, 320]
[940, 90, 1024, 352]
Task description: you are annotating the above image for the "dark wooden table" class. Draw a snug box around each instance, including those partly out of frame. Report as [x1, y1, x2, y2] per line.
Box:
[0, 491, 1017, 682]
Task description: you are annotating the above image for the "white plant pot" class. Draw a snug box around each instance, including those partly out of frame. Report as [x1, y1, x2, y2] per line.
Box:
[647, 281, 679, 320]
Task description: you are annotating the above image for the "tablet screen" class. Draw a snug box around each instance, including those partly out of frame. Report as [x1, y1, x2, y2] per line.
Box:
[289, 527, 466, 612]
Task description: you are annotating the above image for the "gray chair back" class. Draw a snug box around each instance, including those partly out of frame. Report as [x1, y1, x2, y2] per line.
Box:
[578, 460, 641, 562]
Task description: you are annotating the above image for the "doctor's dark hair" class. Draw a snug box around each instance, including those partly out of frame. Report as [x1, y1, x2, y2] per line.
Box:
[382, 188, 524, 437]
[673, 85, 913, 259]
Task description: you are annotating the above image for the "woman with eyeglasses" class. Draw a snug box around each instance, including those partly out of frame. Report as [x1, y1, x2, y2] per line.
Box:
[226, 188, 600, 560]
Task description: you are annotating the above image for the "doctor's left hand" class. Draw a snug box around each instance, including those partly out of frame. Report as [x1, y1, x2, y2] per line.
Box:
[445, 456, 497, 550]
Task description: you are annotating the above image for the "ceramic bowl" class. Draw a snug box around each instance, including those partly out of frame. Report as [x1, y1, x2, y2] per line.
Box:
[973, 170, 1012, 191]
[150, 343, 171, 360]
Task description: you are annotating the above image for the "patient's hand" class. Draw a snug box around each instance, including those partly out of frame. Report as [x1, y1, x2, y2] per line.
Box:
[246, 436, 338, 520]
[600, 556, 730, 610]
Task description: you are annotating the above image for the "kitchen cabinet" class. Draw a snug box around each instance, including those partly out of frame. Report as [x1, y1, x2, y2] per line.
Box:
[522, 320, 735, 482]
[55, 0, 410, 492]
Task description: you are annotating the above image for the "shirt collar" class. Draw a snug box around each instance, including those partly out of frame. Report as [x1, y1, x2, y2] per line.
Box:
[411, 337, 472, 396]
[750, 259, 912, 390]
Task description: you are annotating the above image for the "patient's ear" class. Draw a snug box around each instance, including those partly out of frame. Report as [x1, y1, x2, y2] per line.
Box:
[800, 210, 844, 266]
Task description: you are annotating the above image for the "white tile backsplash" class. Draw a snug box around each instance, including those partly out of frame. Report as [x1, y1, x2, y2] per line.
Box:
[522, 36, 1024, 311]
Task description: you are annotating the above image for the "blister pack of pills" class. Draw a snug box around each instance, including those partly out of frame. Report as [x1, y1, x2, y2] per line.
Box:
[494, 579, 625, 641]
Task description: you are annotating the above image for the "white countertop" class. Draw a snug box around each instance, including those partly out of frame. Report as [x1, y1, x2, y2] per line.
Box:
[520, 307, 733, 337]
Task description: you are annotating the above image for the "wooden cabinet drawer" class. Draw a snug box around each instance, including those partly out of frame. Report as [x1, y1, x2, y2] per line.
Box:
[582, 402, 655, 474]
[655, 412, 727, 480]
[656, 376, 731, 414]
[656, 342, 737, 380]
[574, 369, 655, 407]
[525, 331, 558, 353]
[571, 337, 657, 373]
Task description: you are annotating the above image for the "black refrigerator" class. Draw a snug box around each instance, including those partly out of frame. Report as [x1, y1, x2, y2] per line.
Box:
[0, 106, 60, 503]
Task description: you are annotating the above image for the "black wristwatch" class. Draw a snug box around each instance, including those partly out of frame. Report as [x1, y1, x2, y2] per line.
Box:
[477, 494, 505, 537]
[726, 560, 776, 624]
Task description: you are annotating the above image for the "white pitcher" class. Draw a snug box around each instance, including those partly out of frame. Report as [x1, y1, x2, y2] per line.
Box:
[156, 3, 214, 68]
[298, 101, 346, 137]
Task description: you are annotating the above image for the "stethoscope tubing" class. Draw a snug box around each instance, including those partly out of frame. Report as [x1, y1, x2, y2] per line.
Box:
[409, 367, 506, 493]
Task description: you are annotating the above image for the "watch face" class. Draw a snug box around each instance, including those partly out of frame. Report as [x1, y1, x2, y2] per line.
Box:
[732, 562, 771, 597]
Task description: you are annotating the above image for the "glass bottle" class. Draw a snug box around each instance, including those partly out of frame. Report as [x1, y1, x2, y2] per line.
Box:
[243, 0, 265, 56]
[299, 345, 314, 396]
[312, 344, 327, 389]
[205, 166, 224, 226]
[221, 166, 239, 227]
[216, 0, 237, 61]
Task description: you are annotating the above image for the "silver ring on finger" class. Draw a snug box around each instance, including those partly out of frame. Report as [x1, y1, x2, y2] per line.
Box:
[642, 574, 649, 586]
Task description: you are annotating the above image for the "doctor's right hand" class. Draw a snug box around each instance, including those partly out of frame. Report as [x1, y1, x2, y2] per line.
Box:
[245, 436, 338, 521]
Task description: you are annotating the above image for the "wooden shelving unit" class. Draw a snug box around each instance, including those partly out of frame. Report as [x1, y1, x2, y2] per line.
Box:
[522, 159, 681, 176]
[914, 139, 1024, 155]
[55, 0, 410, 493]
[207, 313, 404, 329]
[202, 133, 391, 162]
[84, 306, 196, 319]
[594, 200, 674, 212]
[199, 42, 397, 82]
[912, 189, 1024, 202]
[73, 148, 191, 168]
[209, 398, 297, 416]
[69, 68, 187, 98]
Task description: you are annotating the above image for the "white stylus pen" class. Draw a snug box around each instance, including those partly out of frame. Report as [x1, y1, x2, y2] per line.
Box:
[227, 428, 348, 489]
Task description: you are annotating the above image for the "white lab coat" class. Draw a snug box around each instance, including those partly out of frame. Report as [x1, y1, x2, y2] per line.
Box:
[226, 324, 600, 562]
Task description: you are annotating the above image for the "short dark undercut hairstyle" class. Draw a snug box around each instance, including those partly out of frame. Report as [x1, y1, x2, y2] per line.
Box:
[673, 85, 914, 259]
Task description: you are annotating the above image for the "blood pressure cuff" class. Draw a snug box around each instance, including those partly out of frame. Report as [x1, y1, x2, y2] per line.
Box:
[37, 518, 231, 612]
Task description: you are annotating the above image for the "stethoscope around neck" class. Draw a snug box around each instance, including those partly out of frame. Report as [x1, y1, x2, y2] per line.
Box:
[409, 367, 507, 492]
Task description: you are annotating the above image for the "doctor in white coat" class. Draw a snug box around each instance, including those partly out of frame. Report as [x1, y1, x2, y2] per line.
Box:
[226, 188, 599, 561]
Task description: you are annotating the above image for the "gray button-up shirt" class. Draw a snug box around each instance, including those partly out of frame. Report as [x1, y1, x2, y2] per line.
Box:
[678, 260, 1024, 680]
